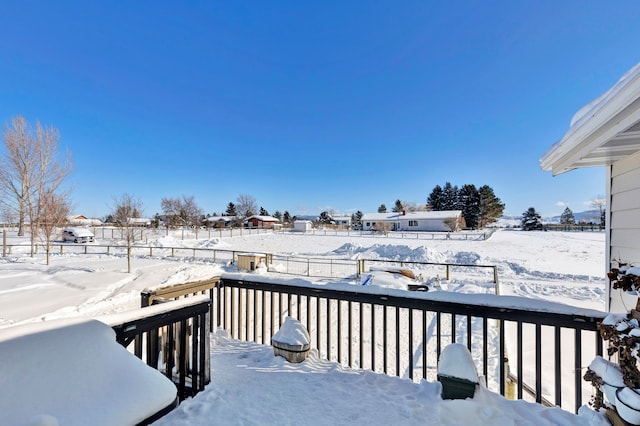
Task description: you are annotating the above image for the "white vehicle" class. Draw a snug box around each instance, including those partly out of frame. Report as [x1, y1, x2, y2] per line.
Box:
[62, 227, 95, 243]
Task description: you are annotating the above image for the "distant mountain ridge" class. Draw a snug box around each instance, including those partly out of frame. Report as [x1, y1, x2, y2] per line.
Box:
[544, 209, 601, 224]
[497, 209, 601, 227]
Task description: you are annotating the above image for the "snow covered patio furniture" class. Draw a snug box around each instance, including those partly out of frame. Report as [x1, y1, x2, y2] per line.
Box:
[0, 318, 178, 426]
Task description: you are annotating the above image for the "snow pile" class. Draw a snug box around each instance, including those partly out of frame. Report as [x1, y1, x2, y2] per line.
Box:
[272, 316, 310, 347]
[438, 343, 479, 383]
[332, 243, 447, 263]
[588, 356, 624, 388]
[0, 318, 176, 426]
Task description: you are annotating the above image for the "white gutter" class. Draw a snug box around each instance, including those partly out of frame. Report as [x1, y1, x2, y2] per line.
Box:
[540, 63, 640, 175]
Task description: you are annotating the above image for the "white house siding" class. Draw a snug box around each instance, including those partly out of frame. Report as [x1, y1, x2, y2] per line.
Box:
[395, 219, 451, 232]
[609, 150, 640, 312]
[361, 211, 460, 232]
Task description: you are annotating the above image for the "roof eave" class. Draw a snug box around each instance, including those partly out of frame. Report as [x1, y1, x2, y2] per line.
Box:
[540, 73, 640, 175]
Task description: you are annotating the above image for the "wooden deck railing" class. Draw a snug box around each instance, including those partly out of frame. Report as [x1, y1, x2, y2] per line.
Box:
[141, 276, 606, 414]
[107, 296, 211, 401]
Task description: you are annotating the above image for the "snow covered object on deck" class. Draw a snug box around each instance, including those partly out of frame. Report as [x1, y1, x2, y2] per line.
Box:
[437, 343, 479, 400]
[271, 317, 311, 363]
[0, 318, 178, 426]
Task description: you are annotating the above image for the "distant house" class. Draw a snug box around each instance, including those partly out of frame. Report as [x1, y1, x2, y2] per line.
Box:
[361, 211, 462, 232]
[203, 216, 237, 228]
[126, 217, 151, 227]
[332, 215, 352, 228]
[67, 215, 103, 226]
[245, 215, 280, 229]
[293, 220, 313, 232]
[540, 62, 640, 313]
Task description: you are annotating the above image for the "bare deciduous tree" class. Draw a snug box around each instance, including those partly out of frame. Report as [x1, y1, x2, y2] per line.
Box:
[373, 221, 392, 235]
[111, 193, 144, 273]
[445, 216, 464, 232]
[0, 205, 17, 226]
[37, 191, 71, 265]
[0, 116, 72, 253]
[590, 195, 606, 225]
[236, 194, 257, 219]
[160, 195, 203, 228]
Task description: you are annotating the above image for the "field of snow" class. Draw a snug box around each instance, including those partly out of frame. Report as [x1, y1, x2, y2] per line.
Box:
[0, 228, 607, 326]
[0, 228, 610, 425]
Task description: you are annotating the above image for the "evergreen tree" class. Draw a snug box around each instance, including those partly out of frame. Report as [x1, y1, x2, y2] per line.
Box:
[428, 182, 505, 228]
[283, 211, 291, 223]
[351, 210, 363, 229]
[441, 182, 459, 210]
[259, 206, 269, 216]
[225, 202, 236, 216]
[378, 204, 387, 213]
[318, 211, 333, 224]
[273, 210, 282, 220]
[459, 184, 481, 229]
[559, 207, 575, 225]
[521, 207, 543, 231]
[427, 185, 444, 211]
[478, 185, 505, 227]
[392, 199, 404, 212]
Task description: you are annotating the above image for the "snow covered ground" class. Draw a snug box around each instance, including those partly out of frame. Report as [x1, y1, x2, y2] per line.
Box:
[0, 228, 610, 424]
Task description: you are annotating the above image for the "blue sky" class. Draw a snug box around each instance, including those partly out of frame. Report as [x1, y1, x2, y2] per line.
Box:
[2, 1, 639, 219]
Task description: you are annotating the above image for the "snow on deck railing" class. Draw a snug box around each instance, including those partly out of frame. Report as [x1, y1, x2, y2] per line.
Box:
[105, 295, 211, 402]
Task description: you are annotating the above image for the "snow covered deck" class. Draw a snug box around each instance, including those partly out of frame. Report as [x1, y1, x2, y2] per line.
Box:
[0, 318, 177, 426]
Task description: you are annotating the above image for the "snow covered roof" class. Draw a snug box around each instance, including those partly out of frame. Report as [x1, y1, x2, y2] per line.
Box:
[540, 62, 640, 175]
[246, 215, 280, 222]
[362, 210, 462, 221]
[67, 215, 103, 226]
[127, 217, 151, 225]
[205, 216, 236, 222]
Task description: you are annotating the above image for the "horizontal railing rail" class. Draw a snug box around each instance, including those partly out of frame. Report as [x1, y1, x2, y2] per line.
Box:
[108, 296, 211, 401]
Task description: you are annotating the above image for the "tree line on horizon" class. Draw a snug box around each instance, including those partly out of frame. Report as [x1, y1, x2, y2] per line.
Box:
[520, 202, 606, 231]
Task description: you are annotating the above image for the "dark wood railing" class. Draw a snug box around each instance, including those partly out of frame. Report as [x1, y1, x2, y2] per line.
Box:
[141, 276, 606, 414]
[108, 296, 211, 402]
